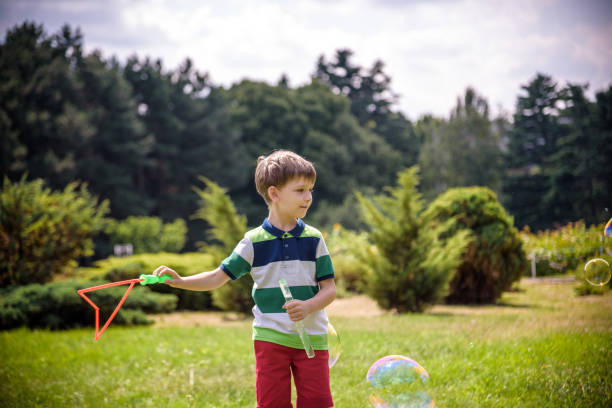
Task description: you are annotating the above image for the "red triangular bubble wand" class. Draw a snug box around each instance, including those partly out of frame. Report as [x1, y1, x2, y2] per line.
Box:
[77, 274, 170, 341]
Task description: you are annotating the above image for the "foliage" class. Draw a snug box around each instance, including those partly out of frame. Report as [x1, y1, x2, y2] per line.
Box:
[418, 88, 505, 202]
[355, 167, 471, 312]
[520, 220, 606, 275]
[192, 177, 252, 314]
[0, 280, 177, 330]
[503, 74, 612, 230]
[423, 187, 528, 304]
[76, 252, 217, 310]
[323, 224, 371, 293]
[1, 22, 610, 247]
[105, 216, 187, 253]
[545, 85, 612, 226]
[520, 220, 611, 295]
[224, 79, 403, 223]
[122, 56, 250, 227]
[0, 177, 109, 287]
[314, 49, 420, 168]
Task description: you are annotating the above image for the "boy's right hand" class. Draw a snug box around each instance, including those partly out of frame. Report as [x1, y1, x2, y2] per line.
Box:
[152, 265, 182, 287]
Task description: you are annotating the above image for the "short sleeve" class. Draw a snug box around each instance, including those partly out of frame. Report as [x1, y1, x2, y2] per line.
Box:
[315, 236, 334, 281]
[220, 236, 253, 280]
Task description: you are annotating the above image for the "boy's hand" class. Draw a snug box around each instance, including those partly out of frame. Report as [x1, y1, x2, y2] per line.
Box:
[152, 265, 182, 287]
[283, 300, 311, 322]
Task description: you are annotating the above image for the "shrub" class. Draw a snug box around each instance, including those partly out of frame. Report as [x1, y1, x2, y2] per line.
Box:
[0, 280, 177, 330]
[0, 177, 109, 287]
[324, 224, 371, 293]
[192, 177, 253, 314]
[520, 221, 605, 276]
[356, 167, 471, 313]
[423, 186, 528, 304]
[105, 216, 187, 254]
[77, 252, 217, 310]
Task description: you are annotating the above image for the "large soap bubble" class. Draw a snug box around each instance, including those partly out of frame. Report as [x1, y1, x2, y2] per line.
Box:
[366, 355, 434, 408]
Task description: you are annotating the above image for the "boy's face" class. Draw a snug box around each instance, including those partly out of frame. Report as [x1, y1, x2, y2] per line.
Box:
[273, 177, 314, 219]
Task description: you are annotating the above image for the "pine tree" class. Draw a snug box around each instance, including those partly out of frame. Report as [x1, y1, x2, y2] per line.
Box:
[355, 167, 471, 312]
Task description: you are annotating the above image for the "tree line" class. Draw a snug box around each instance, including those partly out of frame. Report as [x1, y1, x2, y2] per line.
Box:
[1, 22, 611, 254]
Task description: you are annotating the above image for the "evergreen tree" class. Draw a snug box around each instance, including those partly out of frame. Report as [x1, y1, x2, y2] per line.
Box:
[314, 49, 419, 167]
[503, 73, 564, 230]
[547, 84, 612, 225]
[418, 88, 504, 201]
[355, 167, 471, 312]
[123, 57, 250, 248]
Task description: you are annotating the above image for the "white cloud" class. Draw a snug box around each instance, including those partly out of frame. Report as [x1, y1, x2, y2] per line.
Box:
[1, 0, 610, 119]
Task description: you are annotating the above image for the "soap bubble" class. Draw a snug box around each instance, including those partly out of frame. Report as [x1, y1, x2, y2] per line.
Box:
[604, 218, 612, 257]
[366, 355, 434, 408]
[328, 322, 341, 368]
[584, 258, 611, 286]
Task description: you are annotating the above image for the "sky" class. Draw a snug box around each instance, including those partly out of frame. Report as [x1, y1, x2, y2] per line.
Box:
[1, 0, 611, 120]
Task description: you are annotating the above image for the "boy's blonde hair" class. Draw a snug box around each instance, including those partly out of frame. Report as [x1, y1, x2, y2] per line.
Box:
[255, 150, 316, 204]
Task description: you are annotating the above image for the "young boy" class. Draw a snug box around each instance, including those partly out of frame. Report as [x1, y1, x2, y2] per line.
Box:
[153, 150, 336, 408]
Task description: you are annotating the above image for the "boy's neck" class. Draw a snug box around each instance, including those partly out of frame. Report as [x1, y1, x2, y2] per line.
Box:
[267, 210, 298, 232]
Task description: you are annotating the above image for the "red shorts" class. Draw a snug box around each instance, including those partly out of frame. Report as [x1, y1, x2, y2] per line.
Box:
[254, 340, 333, 408]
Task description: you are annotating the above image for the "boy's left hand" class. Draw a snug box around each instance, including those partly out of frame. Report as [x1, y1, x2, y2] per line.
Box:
[283, 300, 311, 321]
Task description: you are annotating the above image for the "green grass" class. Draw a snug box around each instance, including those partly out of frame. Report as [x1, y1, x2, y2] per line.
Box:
[1, 279, 610, 407]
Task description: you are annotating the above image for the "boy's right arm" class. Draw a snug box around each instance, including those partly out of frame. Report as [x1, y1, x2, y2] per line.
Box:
[152, 265, 230, 291]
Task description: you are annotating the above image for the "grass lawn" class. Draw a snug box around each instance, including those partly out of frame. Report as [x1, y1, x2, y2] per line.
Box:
[1, 278, 610, 407]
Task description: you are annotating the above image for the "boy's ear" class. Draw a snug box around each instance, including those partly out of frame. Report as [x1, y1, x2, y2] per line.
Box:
[268, 185, 279, 203]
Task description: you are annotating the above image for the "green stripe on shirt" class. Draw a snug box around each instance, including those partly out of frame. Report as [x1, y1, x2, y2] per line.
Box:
[221, 251, 251, 280]
[316, 255, 334, 280]
[253, 285, 320, 313]
[253, 326, 328, 350]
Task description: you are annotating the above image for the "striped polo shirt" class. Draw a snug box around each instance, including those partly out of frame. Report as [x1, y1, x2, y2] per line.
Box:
[220, 218, 335, 350]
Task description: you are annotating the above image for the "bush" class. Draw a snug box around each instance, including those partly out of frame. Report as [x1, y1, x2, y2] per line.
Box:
[0, 177, 109, 287]
[105, 216, 187, 254]
[192, 177, 253, 314]
[423, 186, 528, 304]
[324, 224, 371, 293]
[0, 280, 177, 330]
[77, 252, 217, 310]
[356, 167, 471, 313]
[520, 221, 605, 276]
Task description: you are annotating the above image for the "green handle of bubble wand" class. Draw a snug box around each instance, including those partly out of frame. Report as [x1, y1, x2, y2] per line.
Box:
[278, 279, 315, 359]
[138, 274, 172, 285]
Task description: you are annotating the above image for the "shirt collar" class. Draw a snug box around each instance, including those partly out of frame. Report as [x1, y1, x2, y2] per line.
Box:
[262, 218, 305, 238]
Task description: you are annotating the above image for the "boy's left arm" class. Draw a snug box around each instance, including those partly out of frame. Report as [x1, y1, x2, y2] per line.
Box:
[283, 278, 336, 322]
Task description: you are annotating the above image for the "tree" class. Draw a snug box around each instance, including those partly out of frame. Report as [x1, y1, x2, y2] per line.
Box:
[315, 49, 396, 127]
[0, 23, 153, 222]
[418, 88, 504, 201]
[355, 167, 471, 312]
[503, 73, 565, 230]
[0, 23, 85, 187]
[314, 49, 419, 167]
[123, 57, 250, 249]
[0, 177, 109, 286]
[423, 187, 528, 304]
[546, 84, 612, 225]
[225, 79, 402, 227]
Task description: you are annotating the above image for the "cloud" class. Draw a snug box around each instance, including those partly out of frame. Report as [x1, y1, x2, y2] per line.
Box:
[1, 0, 610, 119]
